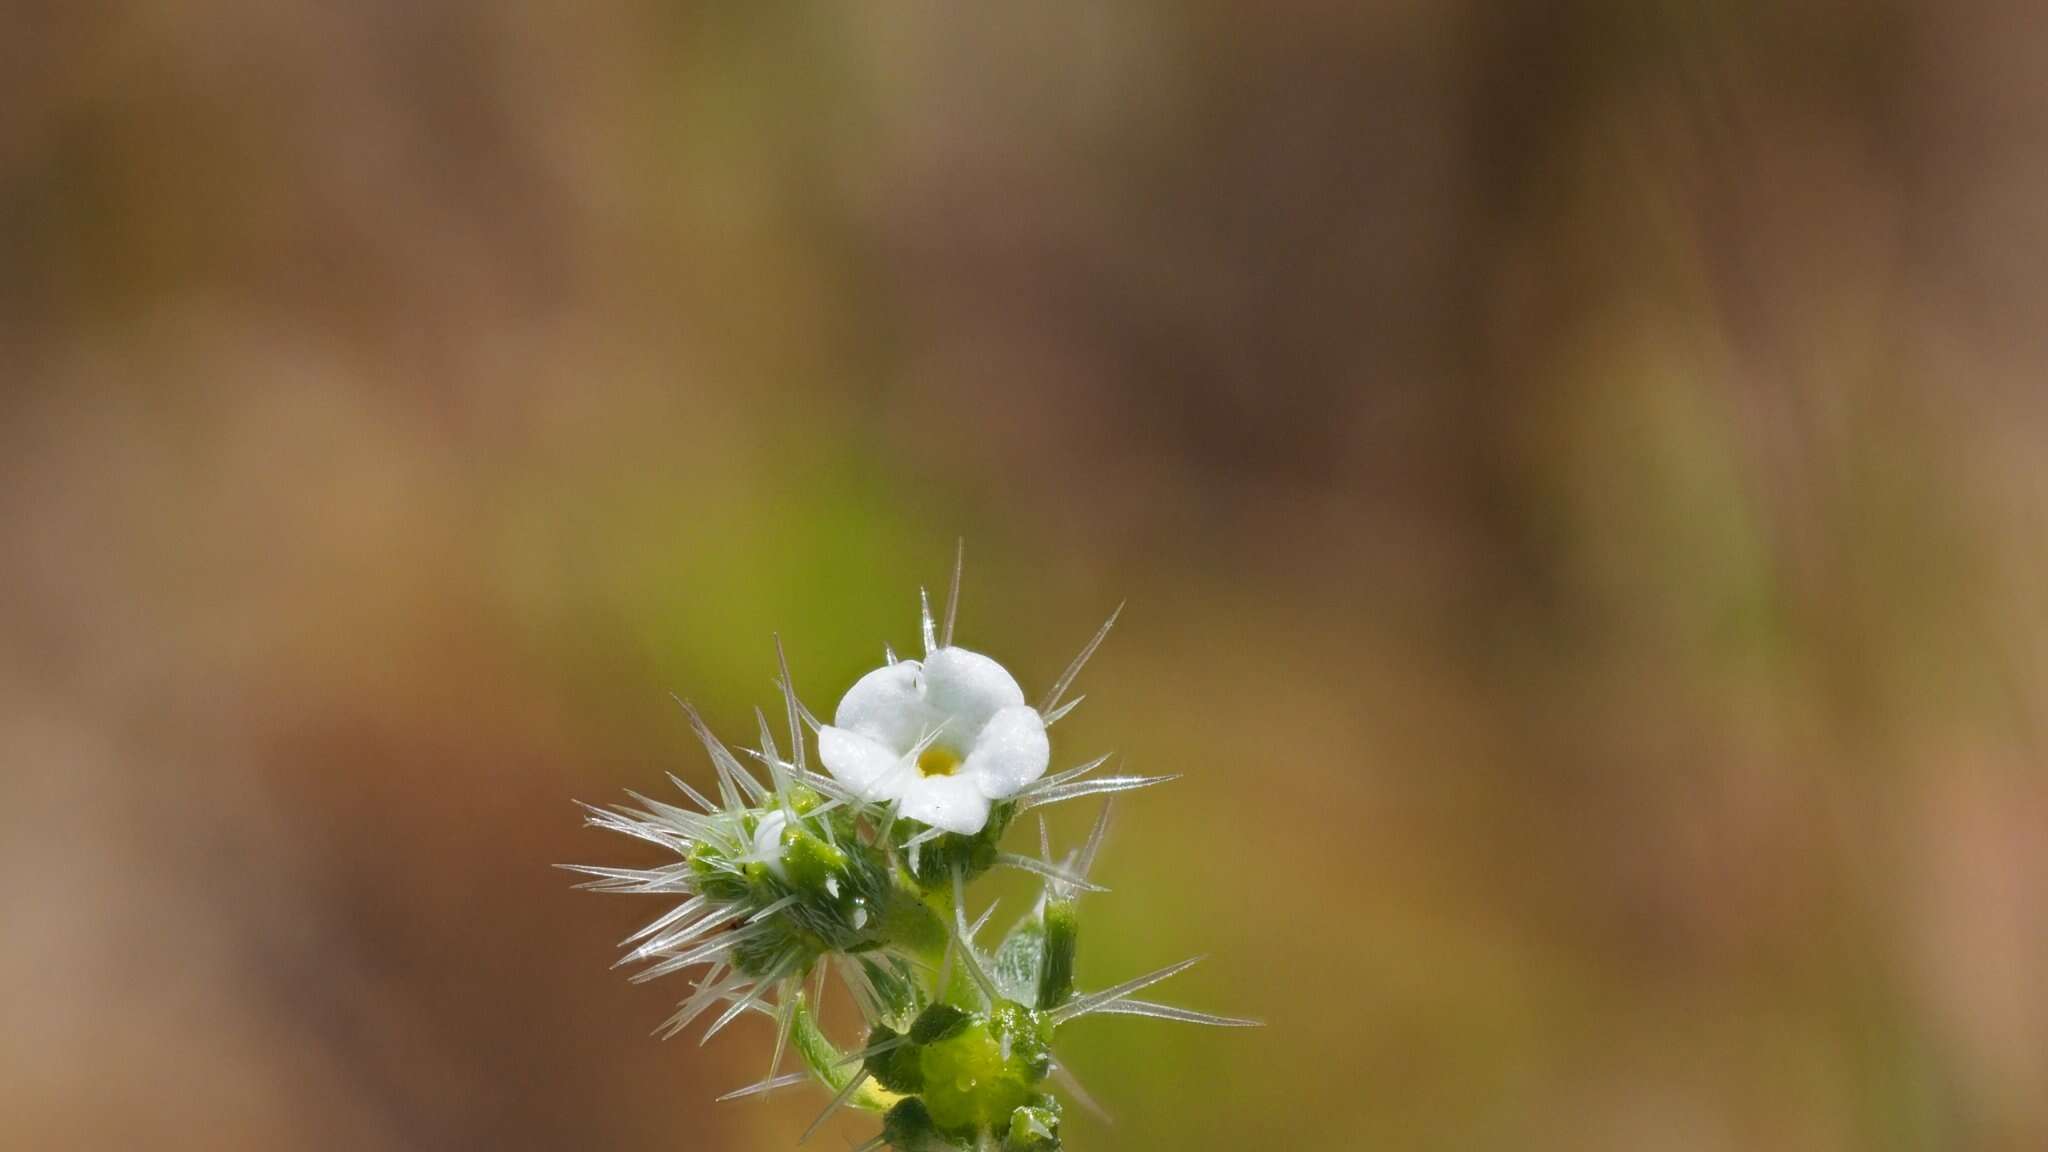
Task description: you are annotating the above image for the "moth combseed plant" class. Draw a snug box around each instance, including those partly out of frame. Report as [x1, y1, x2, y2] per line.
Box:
[567, 548, 1255, 1151]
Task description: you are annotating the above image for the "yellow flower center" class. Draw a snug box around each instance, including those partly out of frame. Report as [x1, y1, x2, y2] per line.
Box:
[916, 745, 962, 778]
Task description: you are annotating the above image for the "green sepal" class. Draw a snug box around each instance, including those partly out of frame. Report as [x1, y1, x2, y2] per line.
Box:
[686, 843, 749, 903]
[908, 1002, 973, 1045]
[881, 1098, 975, 1152]
[902, 802, 1016, 891]
[729, 928, 799, 976]
[1003, 1096, 1063, 1152]
[779, 826, 848, 891]
[859, 956, 925, 1032]
[986, 1001, 1053, 1083]
[1036, 899, 1077, 1010]
[784, 782, 824, 815]
[992, 912, 1046, 1005]
[862, 1024, 924, 1094]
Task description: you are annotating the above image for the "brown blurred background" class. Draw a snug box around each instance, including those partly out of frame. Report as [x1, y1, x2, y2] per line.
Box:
[5, 3, 2047, 1149]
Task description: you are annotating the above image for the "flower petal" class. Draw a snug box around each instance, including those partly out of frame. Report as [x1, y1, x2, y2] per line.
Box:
[751, 810, 790, 878]
[818, 726, 911, 802]
[897, 773, 993, 835]
[962, 704, 1050, 799]
[833, 661, 932, 753]
[923, 647, 1027, 743]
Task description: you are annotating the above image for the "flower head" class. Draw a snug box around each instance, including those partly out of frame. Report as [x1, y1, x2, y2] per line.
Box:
[818, 646, 1050, 834]
[568, 546, 1253, 1152]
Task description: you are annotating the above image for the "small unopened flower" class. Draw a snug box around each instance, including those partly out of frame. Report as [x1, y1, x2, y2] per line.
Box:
[818, 646, 1050, 834]
[750, 809, 791, 879]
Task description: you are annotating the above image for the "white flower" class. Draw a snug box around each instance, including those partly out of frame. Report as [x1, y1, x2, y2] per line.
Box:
[750, 809, 789, 879]
[817, 646, 1050, 834]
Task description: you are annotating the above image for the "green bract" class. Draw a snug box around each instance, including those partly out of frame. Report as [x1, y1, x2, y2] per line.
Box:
[568, 557, 1254, 1149]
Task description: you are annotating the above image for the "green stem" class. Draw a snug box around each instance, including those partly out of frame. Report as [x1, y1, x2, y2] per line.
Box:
[790, 993, 902, 1112]
[875, 876, 951, 965]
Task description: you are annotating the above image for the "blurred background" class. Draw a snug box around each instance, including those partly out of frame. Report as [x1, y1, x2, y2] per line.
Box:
[5, 3, 2047, 1149]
